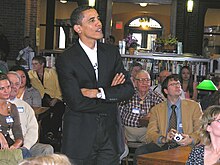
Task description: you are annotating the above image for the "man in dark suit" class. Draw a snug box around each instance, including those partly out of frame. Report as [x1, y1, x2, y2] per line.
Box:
[55, 6, 134, 165]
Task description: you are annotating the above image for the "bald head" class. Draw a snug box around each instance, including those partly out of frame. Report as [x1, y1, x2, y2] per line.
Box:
[159, 70, 171, 83]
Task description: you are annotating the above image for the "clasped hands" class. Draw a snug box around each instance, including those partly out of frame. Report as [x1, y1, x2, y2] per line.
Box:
[81, 73, 125, 98]
[162, 129, 193, 146]
[0, 133, 17, 150]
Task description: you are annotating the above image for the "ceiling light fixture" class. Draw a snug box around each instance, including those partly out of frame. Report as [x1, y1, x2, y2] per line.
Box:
[60, 0, 67, 3]
[187, 0, 194, 12]
[89, 0, 96, 7]
[139, 3, 148, 7]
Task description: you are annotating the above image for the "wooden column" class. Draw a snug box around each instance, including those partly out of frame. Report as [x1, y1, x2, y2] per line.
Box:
[45, 0, 55, 49]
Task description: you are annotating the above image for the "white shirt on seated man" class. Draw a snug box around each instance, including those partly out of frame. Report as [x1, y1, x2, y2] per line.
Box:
[7, 71, 53, 156]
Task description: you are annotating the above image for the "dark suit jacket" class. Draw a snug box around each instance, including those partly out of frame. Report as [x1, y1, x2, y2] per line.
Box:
[55, 41, 134, 159]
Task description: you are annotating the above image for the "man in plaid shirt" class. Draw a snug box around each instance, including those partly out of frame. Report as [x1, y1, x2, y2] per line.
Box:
[119, 70, 164, 143]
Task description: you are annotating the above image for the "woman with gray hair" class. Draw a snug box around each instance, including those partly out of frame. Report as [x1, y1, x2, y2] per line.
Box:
[186, 105, 220, 164]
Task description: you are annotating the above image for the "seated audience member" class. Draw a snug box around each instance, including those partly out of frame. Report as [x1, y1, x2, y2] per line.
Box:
[129, 62, 143, 87]
[7, 71, 54, 157]
[106, 35, 115, 45]
[151, 70, 171, 98]
[187, 105, 220, 164]
[19, 153, 72, 165]
[119, 70, 164, 143]
[151, 70, 185, 99]
[179, 66, 198, 101]
[16, 36, 34, 70]
[0, 73, 30, 157]
[10, 65, 41, 107]
[134, 74, 203, 165]
[28, 56, 65, 145]
[200, 76, 220, 110]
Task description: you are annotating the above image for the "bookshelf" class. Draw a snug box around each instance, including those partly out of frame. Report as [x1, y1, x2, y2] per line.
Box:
[121, 53, 210, 85]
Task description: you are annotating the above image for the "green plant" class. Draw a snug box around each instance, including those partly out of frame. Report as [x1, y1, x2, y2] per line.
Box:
[164, 35, 178, 45]
[155, 35, 178, 46]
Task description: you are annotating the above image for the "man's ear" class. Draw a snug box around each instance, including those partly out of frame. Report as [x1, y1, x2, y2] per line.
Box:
[73, 25, 81, 34]
[164, 88, 168, 95]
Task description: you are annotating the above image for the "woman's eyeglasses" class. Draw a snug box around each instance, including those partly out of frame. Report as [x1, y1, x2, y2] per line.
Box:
[213, 119, 220, 123]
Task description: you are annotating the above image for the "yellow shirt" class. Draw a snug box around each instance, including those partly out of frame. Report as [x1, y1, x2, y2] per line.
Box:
[28, 68, 62, 100]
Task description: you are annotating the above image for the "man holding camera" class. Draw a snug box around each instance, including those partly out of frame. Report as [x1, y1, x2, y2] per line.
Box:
[134, 74, 202, 164]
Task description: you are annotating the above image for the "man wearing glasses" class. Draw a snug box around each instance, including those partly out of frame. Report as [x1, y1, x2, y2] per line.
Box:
[134, 74, 203, 164]
[119, 70, 164, 143]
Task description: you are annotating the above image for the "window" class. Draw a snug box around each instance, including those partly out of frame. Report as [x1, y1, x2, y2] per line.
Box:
[126, 17, 163, 49]
[59, 27, 66, 49]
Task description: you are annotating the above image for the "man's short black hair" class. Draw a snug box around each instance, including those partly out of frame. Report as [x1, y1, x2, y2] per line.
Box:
[161, 74, 179, 98]
[70, 6, 94, 26]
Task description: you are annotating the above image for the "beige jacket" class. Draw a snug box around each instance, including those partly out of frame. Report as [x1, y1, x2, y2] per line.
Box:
[28, 68, 62, 100]
[146, 99, 203, 146]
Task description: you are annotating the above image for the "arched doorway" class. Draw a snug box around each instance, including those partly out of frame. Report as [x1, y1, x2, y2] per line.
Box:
[125, 16, 163, 50]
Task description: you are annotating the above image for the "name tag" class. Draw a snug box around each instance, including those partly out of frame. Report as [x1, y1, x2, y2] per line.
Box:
[6, 116, 14, 124]
[132, 108, 140, 114]
[17, 107, 24, 113]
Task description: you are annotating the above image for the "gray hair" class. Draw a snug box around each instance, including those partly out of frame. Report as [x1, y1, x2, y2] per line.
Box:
[7, 71, 21, 84]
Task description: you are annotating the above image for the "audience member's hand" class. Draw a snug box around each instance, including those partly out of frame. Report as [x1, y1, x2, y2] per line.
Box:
[138, 113, 150, 127]
[81, 88, 97, 98]
[177, 133, 193, 146]
[0, 133, 9, 149]
[9, 145, 16, 150]
[49, 98, 58, 107]
[166, 129, 177, 142]
[111, 73, 125, 86]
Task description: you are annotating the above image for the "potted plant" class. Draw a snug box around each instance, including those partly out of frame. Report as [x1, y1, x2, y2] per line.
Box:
[124, 34, 139, 54]
[164, 35, 178, 52]
[155, 35, 178, 52]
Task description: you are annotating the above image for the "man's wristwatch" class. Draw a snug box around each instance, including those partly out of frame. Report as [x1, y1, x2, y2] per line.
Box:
[96, 89, 102, 98]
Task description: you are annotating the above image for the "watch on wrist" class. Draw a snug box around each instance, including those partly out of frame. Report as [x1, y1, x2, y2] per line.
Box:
[96, 89, 102, 98]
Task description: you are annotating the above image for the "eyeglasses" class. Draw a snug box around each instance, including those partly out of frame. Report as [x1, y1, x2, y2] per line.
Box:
[213, 119, 220, 123]
[168, 82, 181, 87]
[135, 78, 151, 83]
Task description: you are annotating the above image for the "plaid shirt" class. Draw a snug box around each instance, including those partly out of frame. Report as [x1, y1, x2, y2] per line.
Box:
[119, 89, 164, 127]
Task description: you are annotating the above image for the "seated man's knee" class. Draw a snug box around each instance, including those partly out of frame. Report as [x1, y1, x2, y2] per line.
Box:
[135, 144, 149, 156]
[30, 143, 54, 157]
[43, 144, 54, 155]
